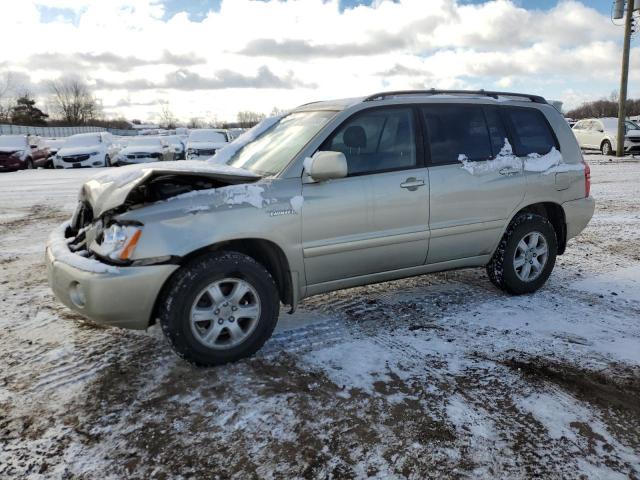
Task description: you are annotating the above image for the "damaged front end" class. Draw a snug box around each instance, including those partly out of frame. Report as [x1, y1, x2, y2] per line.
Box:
[64, 163, 262, 268]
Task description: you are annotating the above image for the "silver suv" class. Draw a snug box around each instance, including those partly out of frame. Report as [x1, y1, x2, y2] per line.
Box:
[46, 90, 595, 365]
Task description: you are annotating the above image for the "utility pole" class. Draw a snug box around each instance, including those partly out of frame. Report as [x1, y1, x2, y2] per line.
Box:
[616, 0, 635, 157]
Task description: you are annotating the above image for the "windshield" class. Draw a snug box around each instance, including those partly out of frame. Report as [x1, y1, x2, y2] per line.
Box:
[227, 111, 336, 175]
[127, 137, 162, 147]
[0, 135, 27, 149]
[65, 135, 101, 147]
[189, 130, 227, 143]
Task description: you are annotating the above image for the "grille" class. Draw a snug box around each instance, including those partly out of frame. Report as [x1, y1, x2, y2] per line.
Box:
[196, 149, 216, 156]
[63, 154, 90, 163]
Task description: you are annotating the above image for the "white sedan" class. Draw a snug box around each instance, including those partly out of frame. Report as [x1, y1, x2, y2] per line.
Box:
[52, 132, 120, 168]
[572, 118, 640, 155]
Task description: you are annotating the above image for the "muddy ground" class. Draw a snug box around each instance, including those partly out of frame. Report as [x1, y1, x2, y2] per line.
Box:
[1, 155, 639, 479]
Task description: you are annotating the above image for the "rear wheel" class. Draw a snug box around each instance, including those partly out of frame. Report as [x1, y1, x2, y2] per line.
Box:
[159, 251, 280, 366]
[601, 140, 613, 156]
[486, 213, 557, 295]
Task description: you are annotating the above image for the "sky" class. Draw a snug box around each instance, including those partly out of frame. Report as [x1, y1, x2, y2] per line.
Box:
[1, 0, 637, 123]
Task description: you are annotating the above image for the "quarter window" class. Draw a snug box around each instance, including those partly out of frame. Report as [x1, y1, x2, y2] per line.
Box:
[503, 108, 557, 156]
[422, 105, 492, 164]
[322, 108, 416, 175]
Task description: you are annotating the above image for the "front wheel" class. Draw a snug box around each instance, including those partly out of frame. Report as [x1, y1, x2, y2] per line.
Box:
[26, 158, 34, 169]
[486, 213, 557, 295]
[159, 251, 280, 366]
[601, 140, 613, 156]
[105, 155, 111, 167]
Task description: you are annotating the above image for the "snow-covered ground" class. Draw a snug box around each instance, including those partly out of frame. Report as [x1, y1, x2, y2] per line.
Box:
[1, 155, 639, 479]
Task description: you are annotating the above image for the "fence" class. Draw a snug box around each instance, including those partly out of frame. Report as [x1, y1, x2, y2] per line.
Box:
[0, 124, 140, 137]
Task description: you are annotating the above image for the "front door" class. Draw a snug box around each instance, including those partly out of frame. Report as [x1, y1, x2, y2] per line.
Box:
[302, 106, 429, 286]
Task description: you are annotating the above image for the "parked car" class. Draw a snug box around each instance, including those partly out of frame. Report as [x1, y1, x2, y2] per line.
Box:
[572, 117, 640, 155]
[165, 135, 186, 160]
[0, 135, 50, 171]
[52, 132, 120, 168]
[115, 137, 173, 165]
[186, 129, 230, 159]
[47, 90, 594, 366]
[42, 138, 66, 168]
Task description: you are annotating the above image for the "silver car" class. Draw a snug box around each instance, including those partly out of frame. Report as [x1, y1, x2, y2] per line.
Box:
[46, 90, 595, 365]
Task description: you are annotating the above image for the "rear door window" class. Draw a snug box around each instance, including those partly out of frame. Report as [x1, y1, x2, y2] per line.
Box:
[503, 107, 557, 156]
[421, 105, 492, 164]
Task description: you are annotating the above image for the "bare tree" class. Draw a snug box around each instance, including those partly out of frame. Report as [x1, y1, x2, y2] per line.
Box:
[237, 110, 266, 128]
[48, 77, 100, 125]
[188, 117, 203, 129]
[0, 71, 16, 122]
[158, 104, 177, 129]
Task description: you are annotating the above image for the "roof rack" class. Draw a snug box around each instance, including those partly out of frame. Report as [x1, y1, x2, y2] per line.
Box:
[363, 89, 548, 104]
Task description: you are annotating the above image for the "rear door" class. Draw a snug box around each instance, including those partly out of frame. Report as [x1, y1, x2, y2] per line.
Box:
[422, 104, 524, 264]
[302, 106, 429, 285]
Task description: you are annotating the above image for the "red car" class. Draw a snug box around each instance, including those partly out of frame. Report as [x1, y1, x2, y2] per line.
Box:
[0, 135, 50, 171]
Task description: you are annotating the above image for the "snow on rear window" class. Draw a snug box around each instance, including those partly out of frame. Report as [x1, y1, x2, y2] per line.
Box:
[0, 135, 27, 149]
[127, 137, 162, 147]
[64, 135, 101, 147]
[189, 130, 227, 143]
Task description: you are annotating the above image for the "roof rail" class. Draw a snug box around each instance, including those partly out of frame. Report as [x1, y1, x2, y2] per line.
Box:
[363, 89, 548, 104]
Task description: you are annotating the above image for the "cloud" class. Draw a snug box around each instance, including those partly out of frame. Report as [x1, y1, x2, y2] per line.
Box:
[0, 0, 635, 120]
[95, 66, 315, 90]
[29, 49, 205, 72]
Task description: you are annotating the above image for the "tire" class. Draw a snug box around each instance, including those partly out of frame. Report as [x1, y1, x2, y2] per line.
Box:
[105, 155, 111, 167]
[486, 213, 557, 295]
[601, 140, 613, 156]
[159, 251, 280, 366]
[26, 158, 34, 170]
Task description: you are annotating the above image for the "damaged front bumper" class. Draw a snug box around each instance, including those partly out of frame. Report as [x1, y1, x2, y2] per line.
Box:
[45, 223, 178, 330]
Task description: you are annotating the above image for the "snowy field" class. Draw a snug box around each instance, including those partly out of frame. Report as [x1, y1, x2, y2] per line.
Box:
[1, 154, 639, 479]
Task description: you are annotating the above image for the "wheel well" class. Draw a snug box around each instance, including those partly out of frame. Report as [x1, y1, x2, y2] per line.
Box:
[517, 202, 567, 254]
[179, 238, 293, 306]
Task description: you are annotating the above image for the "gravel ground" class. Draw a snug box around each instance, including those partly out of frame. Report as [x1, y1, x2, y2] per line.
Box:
[0, 154, 639, 479]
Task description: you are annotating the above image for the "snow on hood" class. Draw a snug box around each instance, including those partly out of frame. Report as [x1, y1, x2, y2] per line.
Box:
[458, 139, 583, 176]
[57, 145, 101, 156]
[211, 115, 284, 164]
[187, 141, 228, 150]
[83, 160, 261, 217]
[117, 145, 165, 155]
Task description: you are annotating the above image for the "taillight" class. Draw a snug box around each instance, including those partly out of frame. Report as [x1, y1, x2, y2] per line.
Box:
[583, 160, 591, 197]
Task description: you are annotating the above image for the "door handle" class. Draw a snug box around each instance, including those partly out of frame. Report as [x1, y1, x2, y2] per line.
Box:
[400, 178, 425, 191]
[499, 167, 520, 176]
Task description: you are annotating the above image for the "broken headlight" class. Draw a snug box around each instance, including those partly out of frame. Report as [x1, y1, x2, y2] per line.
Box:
[97, 224, 143, 261]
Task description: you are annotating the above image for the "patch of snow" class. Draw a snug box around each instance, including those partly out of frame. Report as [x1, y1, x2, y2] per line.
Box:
[210, 115, 284, 165]
[289, 195, 304, 213]
[459, 139, 581, 176]
[570, 265, 640, 303]
[47, 221, 118, 274]
[220, 184, 266, 208]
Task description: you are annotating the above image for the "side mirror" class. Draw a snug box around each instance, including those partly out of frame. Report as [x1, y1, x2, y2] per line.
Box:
[305, 151, 348, 182]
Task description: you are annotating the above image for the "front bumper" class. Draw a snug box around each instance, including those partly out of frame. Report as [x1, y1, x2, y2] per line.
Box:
[46, 244, 178, 330]
[563, 196, 595, 241]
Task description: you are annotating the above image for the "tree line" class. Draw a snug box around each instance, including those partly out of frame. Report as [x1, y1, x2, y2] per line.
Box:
[0, 71, 277, 130]
[565, 97, 640, 120]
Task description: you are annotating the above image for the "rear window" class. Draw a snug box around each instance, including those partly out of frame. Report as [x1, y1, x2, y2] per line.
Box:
[503, 107, 557, 156]
[421, 105, 492, 164]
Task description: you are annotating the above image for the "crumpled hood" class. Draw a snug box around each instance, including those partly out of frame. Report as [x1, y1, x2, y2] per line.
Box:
[58, 145, 101, 156]
[118, 145, 165, 156]
[81, 160, 260, 217]
[187, 141, 228, 151]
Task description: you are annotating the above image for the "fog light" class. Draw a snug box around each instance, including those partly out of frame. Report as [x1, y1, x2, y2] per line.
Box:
[69, 281, 86, 308]
[92, 161, 102, 166]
